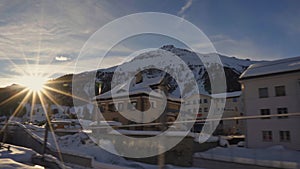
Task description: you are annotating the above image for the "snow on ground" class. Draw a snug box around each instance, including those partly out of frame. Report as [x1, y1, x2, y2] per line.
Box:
[57, 132, 205, 169]
[24, 124, 205, 169]
[193, 132, 224, 144]
[0, 144, 36, 163]
[0, 159, 43, 169]
[58, 132, 129, 165]
[0, 144, 44, 169]
[194, 145, 300, 169]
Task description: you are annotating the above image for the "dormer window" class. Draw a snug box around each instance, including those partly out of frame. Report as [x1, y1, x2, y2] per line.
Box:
[135, 72, 143, 84]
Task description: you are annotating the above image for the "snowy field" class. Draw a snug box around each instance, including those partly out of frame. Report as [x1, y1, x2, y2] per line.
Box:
[194, 145, 300, 169]
[23, 124, 204, 169]
[0, 144, 44, 169]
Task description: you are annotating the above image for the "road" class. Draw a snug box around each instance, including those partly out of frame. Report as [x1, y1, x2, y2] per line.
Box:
[193, 157, 280, 169]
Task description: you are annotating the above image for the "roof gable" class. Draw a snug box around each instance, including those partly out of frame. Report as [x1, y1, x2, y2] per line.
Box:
[240, 56, 300, 79]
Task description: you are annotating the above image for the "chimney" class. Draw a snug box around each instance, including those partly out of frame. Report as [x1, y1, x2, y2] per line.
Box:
[135, 72, 143, 84]
[95, 81, 102, 95]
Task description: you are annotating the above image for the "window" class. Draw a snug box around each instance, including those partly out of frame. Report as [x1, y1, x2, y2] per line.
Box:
[275, 86, 286, 96]
[128, 101, 137, 110]
[279, 131, 290, 142]
[108, 103, 116, 112]
[260, 109, 270, 119]
[197, 113, 202, 118]
[262, 131, 273, 142]
[219, 120, 223, 125]
[112, 117, 119, 122]
[150, 101, 156, 108]
[204, 107, 208, 112]
[199, 99, 202, 104]
[277, 108, 288, 118]
[259, 87, 268, 98]
[117, 102, 124, 111]
[199, 108, 202, 112]
[232, 98, 238, 102]
[52, 109, 59, 115]
[204, 99, 208, 103]
[100, 104, 106, 112]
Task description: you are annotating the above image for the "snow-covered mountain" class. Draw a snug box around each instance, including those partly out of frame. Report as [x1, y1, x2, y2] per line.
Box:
[0, 45, 262, 121]
[91, 45, 259, 98]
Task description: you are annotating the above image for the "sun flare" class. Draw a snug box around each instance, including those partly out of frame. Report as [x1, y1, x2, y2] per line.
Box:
[18, 75, 48, 92]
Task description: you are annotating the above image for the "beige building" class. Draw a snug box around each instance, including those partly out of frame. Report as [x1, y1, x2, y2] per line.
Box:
[212, 91, 244, 135]
[183, 94, 211, 120]
[94, 73, 181, 131]
[182, 93, 211, 133]
[240, 56, 300, 150]
[95, 91, 181, 130]
[184, 92, 244, 135]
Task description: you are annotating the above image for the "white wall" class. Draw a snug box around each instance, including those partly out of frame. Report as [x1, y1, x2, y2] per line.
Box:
[241, 71, 300, 150]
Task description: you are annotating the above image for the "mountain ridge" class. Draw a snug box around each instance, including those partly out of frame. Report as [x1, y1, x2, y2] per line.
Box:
[0, 45, 263, 115]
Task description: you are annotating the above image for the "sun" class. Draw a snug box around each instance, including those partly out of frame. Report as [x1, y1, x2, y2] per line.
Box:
[18, 75, 48, 92]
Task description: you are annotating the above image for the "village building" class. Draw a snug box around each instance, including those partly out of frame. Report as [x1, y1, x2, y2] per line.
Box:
[182, 93, 211, 132]
[212, 91, 244, 135]
[239, 56, 300, 150]
[185, 91, 244, 135]
[94, 72, 182, 131]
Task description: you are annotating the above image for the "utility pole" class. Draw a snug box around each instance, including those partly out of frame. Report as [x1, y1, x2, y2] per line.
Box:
[1, 118, 8, 150]
[158, 78, 168, 169]
[141, 97, 145, 131]
[42, 122, 49, 157]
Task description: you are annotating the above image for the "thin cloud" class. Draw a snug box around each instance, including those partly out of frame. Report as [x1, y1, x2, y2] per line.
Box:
[0, 0, 116, 87]
[178, 0, 193, 16]
[55, 56, 70, 61]
[209, 34, 282, 60]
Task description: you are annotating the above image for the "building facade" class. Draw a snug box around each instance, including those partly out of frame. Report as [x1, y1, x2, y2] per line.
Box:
[94, 72, 182, 131]
[220, 91, 244, 135]
[95, 92, 181, 130]
[183, 94, 211, 132]
[240, 56, 300, 150]
[184, 92, 244, 135]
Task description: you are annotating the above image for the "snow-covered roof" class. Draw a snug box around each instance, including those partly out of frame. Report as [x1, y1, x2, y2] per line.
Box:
[95, 86, 162, 100]
[211, 91, 242, 98]
[240, 56, 300, 79]
[89, 121, 122, 127]
[95, 87, 181, 102]
[94, 72, 169, 100]
[109, 129, 194, 137]
[110, 72, 165, 91]
[51, 119, 79, 124]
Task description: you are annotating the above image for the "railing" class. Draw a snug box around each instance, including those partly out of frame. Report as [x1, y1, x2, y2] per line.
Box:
[1, 122, 135, 169]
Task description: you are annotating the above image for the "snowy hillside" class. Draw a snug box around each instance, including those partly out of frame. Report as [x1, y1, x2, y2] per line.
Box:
[93, 45, 259, 97]
[160, 45, 256, 73]
[0, 45, 261, 121]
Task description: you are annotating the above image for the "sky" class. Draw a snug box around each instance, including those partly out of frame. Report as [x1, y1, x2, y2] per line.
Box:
[1, 0, 300, 87]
